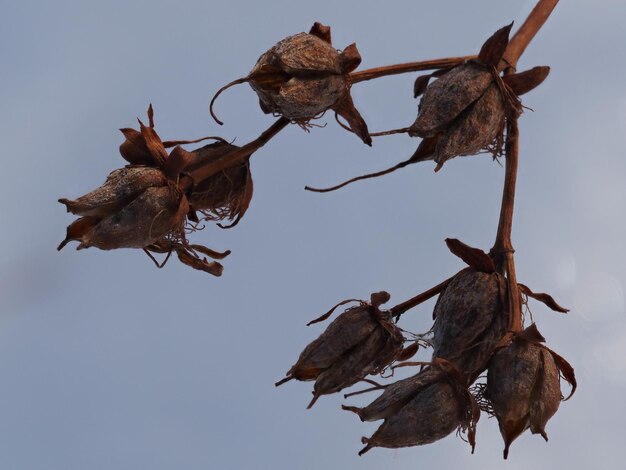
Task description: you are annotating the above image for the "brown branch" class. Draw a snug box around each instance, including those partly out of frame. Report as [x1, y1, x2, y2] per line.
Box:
[390, 276, 453, 318]
[349, 56, 475, 84]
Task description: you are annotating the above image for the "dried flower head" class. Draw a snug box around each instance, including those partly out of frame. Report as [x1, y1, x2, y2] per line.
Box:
[344, 359, 479, 455]
[210, 22, 371, 145]
[276, 292, 405, 408]
[485, 324, 576, 459]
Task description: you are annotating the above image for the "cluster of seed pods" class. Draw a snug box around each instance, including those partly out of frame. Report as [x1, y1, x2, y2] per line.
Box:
[278, 238, 575, 458]
[58, 0, 573, 459]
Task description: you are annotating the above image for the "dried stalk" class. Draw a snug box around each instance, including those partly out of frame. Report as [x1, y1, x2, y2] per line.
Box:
[187, 117, 289, 186]
[349, 56, 475, 84]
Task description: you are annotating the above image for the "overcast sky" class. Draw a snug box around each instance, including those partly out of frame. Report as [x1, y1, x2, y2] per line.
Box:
[1, 0, 625, 468]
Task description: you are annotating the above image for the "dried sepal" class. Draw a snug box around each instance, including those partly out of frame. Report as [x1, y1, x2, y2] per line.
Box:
[477, 23, 513, 67]
[519, 283, 569, 313]
[503, 66, 550, 96]
[445, 238, 495, 273]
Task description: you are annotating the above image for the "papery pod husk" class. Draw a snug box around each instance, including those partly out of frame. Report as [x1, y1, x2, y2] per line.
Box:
[59, 167, 168, 218]
[249, 32, 347, 120]
[433, 83, 505, 169]
[310, 326, 391, 406]
[432, 268, 508, 382]
[346, 368, 442, 422]
[410, 63, 493, 138]
[77, 184, 189, 250]
[486, 339, 562, 459]
[186, 142, 253, 225]
[284, 304, 380, 381]
[361, 380, 461, 453]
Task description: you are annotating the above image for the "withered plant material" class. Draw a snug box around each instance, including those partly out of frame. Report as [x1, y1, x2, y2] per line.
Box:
[275, 292, 405, 408]
[485, 324, 576, 459]
[432, 268, 508, 382]
[346, 359, 479, 455]
[184, 141, 254, 228]
[58, 168, 188, 250]
[210, 22, 371, 145]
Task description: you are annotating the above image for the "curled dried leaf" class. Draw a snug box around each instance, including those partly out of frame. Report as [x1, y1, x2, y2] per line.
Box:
[519, 283, 569, 313]
[445, 238, 495, 273]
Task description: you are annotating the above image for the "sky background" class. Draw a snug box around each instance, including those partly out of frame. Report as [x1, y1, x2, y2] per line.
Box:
[1, 0, 625, 468]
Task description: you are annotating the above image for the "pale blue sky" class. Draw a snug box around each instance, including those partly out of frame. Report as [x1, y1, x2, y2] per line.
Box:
[1, 1, 625, 469]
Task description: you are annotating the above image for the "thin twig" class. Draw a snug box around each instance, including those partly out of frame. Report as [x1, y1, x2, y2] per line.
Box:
[349, 56, 475, 84]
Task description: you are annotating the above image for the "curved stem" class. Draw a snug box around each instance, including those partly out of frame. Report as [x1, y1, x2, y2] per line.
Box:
[187, 117, 289, 185]
[349, 56, 475, 84]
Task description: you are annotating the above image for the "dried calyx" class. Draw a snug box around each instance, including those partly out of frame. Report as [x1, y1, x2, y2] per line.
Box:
[210, 22, 371, 145]
[275, 292, 412, 408]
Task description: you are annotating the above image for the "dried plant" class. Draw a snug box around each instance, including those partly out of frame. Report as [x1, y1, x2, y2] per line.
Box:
[58, 0, 574, 460]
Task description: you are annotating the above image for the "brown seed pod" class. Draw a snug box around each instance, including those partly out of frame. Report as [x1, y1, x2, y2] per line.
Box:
[432, 268, 508, 382]
[486, 335, 567, 459]
[75, 183, 188, 250]
[211, 23, 371, 145]
[347, 360, 479, 455]
[276, 292, 405, 408]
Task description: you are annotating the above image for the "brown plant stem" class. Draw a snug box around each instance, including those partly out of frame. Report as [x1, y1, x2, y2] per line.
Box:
[186, 117, 290, 186]
[390, 276, 453, 318]
[349, 56, 475, 84]
[490, 118, 522, 332]
[502, 0, 560, 69]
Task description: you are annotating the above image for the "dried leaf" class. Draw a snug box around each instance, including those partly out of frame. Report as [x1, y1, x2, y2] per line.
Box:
[307, 298, 361, 326]
[309, 22, 332, 44]
[516, 323, 547, 344]
[519, 283, 569, 312]
[138, 119, 168, 166]
[445, 238, 495, 273]
[396, 343, 419, 362]
[503, 66, 550, 96]
[478, 23, 514, 67]
[333, 94, 372, 146]
[161, 145, 191, 181]
[119, 128, 154, 165]
[544, 346, 577, 400]
[339, 43, 361, 73]
[162, 135, 227, 148]
[57, 216, 99, 251]
[189, 244, 231, 260]
[413, 73, 433, 98]
[176, 250, 224, 276]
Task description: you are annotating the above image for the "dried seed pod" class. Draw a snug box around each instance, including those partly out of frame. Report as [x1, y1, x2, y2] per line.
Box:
[486, 338, 563, 459]
[432, 268, 508, 382]
[406, 25, 525, 171]
[211, 23, 371, 144]
[276, 292, 404, 407]
[59, 167, 167, 218]
[347, 360, 479, 455]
